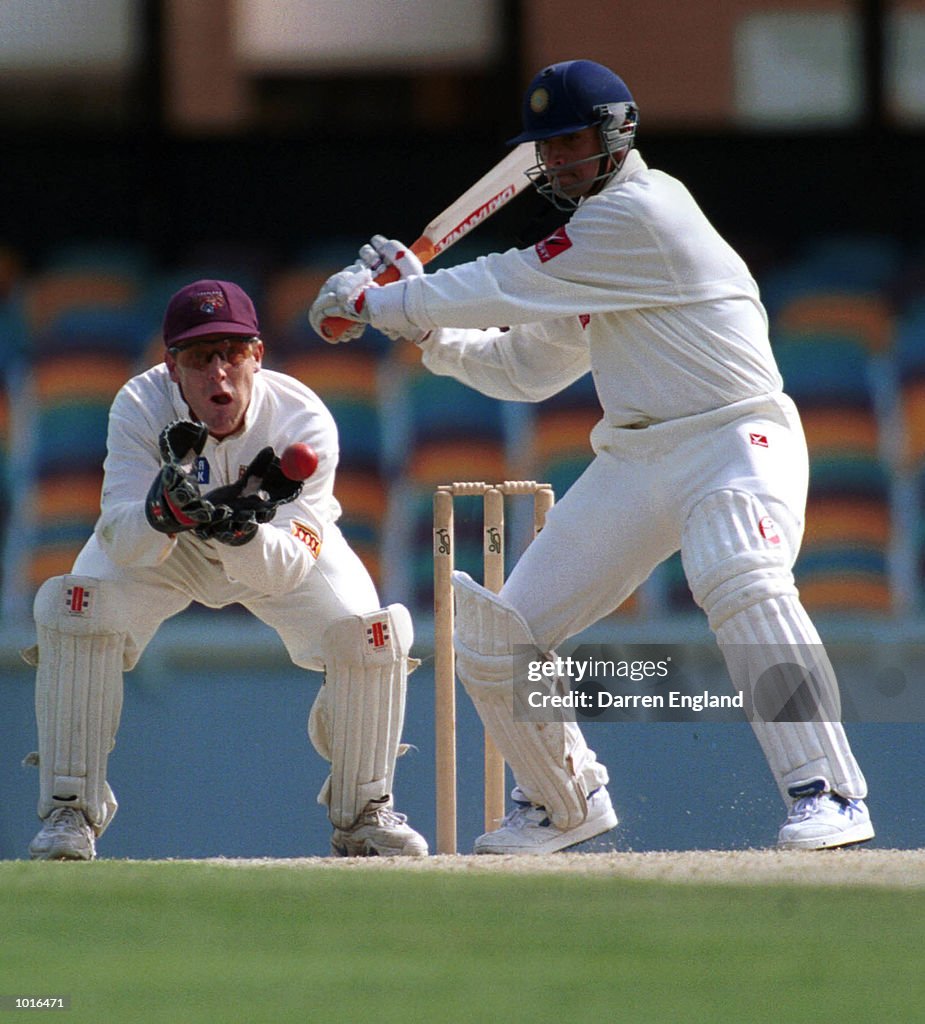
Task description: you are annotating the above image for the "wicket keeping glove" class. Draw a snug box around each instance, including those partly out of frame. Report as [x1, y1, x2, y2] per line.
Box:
[145, 420, 216, 535]
[196, 446, 303, 546]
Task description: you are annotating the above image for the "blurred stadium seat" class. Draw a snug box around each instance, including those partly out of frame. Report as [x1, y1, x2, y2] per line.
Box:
[40, 240, 151, 278]
[0, 367, 10, 595]
[774, 292, 893, 355]
[760, 233, 903, 321]
[24, 320, 134, 596]
[893, 304, 925, 606]
[391, 358, 512, 611]
[895, 303, 925, 469]
[22, 268, 141, 335]
[775, 331, 893, 613]
[263, 265, 340, 338]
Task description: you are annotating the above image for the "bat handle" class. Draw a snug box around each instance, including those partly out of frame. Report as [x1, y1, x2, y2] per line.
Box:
[318, 238, 436, 342]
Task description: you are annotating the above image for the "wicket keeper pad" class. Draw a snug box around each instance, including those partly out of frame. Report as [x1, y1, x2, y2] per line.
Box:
[682, 489, 866, 800]
[452, 571, 609, 830]
[31, 575, 130, 834]
[311, 605, 413, 828]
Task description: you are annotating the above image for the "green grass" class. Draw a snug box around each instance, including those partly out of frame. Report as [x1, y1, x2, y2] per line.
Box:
[1, 861, 922, 1023]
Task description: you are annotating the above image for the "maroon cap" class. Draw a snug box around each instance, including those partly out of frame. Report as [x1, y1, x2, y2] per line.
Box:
[163, 280, 260, 348]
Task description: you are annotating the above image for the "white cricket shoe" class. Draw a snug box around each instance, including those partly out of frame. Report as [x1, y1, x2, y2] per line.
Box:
[331, 799, 428, 857]
[474, 786, 618, 855]
[29, 807, 96, 861]
[777, 791, 874, 850]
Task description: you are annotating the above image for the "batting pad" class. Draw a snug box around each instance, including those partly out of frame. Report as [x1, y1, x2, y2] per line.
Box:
[682, 489, 867, 801]
[452, 571, 608, 830]
[315, 605, 413, 829]
[31, 575, 129, 834]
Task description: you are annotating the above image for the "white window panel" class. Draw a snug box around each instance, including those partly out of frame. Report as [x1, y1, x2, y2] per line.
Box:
[235, 0, 500, 72]
[0, 0, 137, 73]
[734, 11, 861, 128]
[887, 9, 925, 123]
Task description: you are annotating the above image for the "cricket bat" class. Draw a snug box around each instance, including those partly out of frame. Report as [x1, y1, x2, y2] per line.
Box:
[319, 142, 535, 341]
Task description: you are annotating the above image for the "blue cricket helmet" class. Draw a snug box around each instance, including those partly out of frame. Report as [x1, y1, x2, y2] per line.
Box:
[508, 59, 637, 145]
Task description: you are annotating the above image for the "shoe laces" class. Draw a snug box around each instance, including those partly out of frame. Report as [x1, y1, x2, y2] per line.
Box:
[44, 807, 87, 836]
[500, 801, 550, 829]
[360, 803, 408, 829]
[787, 792, 848, 823]
[789, 795, 818, 818]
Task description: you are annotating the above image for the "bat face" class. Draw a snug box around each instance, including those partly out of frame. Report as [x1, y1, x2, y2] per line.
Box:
[425, 143, 536, 254]
[432, 181, 524, 253]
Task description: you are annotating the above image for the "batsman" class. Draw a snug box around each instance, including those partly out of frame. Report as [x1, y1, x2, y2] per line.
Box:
[27, 279, 426, 860]
[310, 59, 875, 854]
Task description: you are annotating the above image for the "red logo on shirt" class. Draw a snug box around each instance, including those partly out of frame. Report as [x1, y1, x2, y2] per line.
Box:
[749, 433, 769, 448]
[579, 314, 591, 330]
[535, 226, 573, 263]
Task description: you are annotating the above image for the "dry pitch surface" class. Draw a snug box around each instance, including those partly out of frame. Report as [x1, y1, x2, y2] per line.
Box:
[187, 847, 925, 887]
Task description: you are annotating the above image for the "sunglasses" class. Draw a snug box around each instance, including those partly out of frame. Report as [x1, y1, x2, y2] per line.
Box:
[169, 337, 259, 371]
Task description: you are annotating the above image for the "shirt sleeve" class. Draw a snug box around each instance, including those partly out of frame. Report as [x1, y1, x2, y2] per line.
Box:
[95, 384, 177, 568]
[369, 167, 756, 333]
[417, 321, 591, 403]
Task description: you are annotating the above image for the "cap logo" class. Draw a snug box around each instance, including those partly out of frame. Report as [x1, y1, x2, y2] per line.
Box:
[529, 87, 550, 114]
[194, 290, 225, 315]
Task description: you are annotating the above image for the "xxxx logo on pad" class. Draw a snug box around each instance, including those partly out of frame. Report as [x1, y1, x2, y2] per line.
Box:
[65, 584, 93, 615]
[366, 618, 391, 651]
[749, 433, 769, 448]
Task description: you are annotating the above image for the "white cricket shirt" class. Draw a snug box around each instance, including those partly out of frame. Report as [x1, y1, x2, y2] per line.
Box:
[94, 363, 340, 593]
[373, 150, 783, 429]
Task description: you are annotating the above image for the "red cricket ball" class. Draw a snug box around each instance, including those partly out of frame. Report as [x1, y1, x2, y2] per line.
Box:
[280, 442, 319, 481]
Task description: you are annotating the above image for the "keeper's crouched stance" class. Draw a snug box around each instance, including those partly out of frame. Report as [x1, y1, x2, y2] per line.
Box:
[27, 278, 426, 860]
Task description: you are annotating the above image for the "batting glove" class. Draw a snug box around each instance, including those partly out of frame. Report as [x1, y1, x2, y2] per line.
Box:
[355, 235, 429, 342]
[359, 235, 425, 281]
[308, 265, 374, 343]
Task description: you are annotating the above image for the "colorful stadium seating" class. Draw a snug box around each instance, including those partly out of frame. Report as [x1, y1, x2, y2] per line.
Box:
[5, 231, 925, 624]
[774, 330, 893, 613]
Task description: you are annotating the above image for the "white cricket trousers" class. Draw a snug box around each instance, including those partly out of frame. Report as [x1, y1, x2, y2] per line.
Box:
[71, 522, 380, 672]
[501, 392, 809, 647]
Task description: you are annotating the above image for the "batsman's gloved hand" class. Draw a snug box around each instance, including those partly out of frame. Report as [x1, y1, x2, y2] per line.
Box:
[195, 446, 304, 546]
[145, 420, 215, 535]
[359, 235, 425, 282]
[354, 235, 429, 343]
[309, 263, 375, 344]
